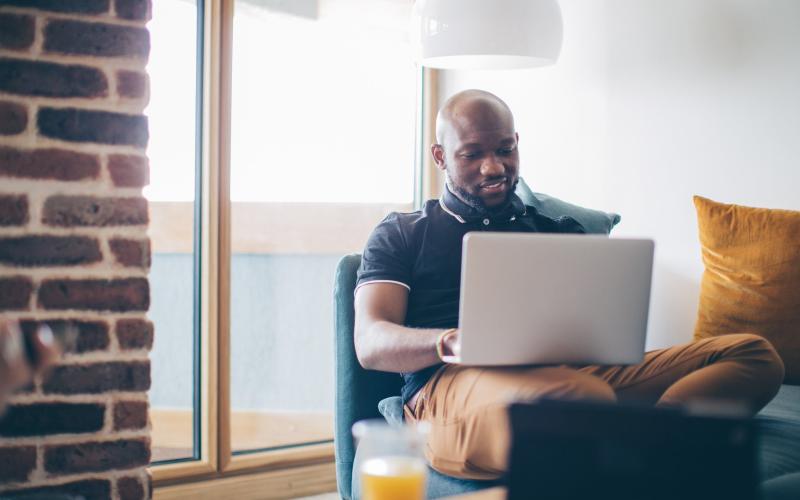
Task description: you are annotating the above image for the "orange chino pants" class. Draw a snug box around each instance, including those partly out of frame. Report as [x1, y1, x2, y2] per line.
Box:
[403, 333, 785, 480]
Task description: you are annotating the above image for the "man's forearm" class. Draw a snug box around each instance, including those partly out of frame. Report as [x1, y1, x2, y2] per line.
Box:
[356, 320, 445, 373]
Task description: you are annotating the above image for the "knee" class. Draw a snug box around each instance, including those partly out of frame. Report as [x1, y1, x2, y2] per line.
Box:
[754, 336, 785, 393]
[724, 333, 785, 394]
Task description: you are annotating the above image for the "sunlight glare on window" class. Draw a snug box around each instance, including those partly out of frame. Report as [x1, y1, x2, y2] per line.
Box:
[144, 0, 198, 202]
[144, 0, 200, 464]
[230, 0, 416, 203]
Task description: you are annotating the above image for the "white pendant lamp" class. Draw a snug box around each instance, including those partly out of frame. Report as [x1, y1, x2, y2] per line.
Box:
[412, 0, 563, 70]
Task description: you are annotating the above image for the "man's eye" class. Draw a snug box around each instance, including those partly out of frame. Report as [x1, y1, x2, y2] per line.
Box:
[498, 147, 515, 155]
[461, 152, 478, 159]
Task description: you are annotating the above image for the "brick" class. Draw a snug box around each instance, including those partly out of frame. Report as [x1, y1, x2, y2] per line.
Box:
[0, 235, 101, 267]
[0, 58, 108, 98]
[38, 277, 149, 312]
[44, 19, 149, 59]
[42, 361, 150, 394]
[0, 0, 110, 14]
[0, 13, 34, 50]
[110, 238, 150, 268]
[0, 402, 105, 437]
[0, 146, 100, 181]
[45, 438, 150, 474]
[116, 318, 153, 350]
[2, 480, 111, 500]
[114, 400, 147, 431]
[116, 69, 148, 98]
[0, 101, 27, 135]
[14, 381, 34, 394]
[42, 195, 148, 227]
[0, 276, 32, 310]
[0, 194, 28, 226]
[118, 476, 145, 500]
[38, 107, 148, 147]
[0, 446, 36, 482]
[108, 154, 149, 187]
[20, 319, 110, 353]
[115, 0, 151, 21]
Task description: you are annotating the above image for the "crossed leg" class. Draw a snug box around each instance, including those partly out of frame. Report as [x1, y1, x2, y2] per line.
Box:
[581, 333, 784, 411]
[405, 333, 784, 480]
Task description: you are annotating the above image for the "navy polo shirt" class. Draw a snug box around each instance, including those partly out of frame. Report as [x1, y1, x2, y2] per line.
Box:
[356, 185, 586, 403]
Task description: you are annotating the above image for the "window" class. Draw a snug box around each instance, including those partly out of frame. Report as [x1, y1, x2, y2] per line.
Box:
[147, 0, 436, 493]
[228, 0, 416, 456]
[146, 0, 201, 464]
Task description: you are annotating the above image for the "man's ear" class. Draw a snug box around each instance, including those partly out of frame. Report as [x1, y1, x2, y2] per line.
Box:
[431, 144, 446, 171]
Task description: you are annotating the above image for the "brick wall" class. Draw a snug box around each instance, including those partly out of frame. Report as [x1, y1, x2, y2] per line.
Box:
[0, 1, 153, 498]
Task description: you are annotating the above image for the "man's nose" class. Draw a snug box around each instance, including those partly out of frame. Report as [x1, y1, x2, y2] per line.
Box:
[480, 155, 505, 176]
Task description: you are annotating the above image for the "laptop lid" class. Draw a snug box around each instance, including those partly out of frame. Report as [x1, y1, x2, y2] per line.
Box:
[455, 233, 654, 366]
[506, 399, 758, 500]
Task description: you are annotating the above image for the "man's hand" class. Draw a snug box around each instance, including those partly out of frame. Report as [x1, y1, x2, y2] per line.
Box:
[441, 328, 461, 360]
[0, 319, 60, 412]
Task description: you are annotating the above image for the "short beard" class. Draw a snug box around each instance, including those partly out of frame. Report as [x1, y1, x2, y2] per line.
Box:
[446, 173, 518, 212]
[447, 176, 486, 209]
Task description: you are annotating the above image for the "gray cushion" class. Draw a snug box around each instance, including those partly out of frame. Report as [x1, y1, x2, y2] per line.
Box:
[762, 472, 800, 500]
[515, 181, 621, 235]
[757, 384, 800, 481]
[378, 396, 404, 427]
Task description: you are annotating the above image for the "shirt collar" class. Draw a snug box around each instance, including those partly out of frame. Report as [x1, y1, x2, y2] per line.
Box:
[439, 184, 527, 225]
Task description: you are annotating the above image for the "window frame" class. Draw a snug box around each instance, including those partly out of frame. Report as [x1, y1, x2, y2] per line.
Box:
[150, 0, 220, 483]
[150, 0, 440, 493]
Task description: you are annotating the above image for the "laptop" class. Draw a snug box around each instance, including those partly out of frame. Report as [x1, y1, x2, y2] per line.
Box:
[442, 233, 654, 366]
[506, 399, 758, 500]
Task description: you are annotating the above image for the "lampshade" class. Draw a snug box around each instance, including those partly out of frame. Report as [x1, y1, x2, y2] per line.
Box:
[411, 0, 563, 70]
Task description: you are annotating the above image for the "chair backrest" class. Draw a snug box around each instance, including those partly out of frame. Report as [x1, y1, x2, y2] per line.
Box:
[334, 253, 402, 499]
[332, 182, 620, 498]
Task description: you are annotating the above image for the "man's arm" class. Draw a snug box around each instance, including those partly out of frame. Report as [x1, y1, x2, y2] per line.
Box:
[354, 282, 459, 373]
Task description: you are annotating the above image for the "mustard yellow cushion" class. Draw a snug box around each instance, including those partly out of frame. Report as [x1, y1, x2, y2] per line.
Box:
[693, 195, 800, 383]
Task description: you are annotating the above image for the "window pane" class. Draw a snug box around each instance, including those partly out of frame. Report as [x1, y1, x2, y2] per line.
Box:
[146, 0, 201, 463]
[230, 0, 416, 204]
[230, 0, 416, 453]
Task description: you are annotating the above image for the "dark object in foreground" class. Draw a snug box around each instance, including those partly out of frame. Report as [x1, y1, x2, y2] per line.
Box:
[507, 399, 757, 500]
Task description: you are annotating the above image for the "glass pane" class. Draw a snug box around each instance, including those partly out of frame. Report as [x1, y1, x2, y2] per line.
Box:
[230, 0, 416, 453]
[146, 0, 201, 463]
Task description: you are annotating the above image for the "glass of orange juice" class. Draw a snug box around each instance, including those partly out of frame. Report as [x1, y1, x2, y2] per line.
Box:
[352, 420, 430, 500]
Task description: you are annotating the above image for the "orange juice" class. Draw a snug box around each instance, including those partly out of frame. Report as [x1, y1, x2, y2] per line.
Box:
[360, 456, 427, 500]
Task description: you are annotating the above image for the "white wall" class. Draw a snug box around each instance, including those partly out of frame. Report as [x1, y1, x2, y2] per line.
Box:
[440, 0, 800, 349]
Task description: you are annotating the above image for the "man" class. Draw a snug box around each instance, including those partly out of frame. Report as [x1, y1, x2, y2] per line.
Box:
[353, 89, 784, 480]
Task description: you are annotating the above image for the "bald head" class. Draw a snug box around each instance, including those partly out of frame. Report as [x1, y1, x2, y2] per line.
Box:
[431, 89, 520, 209]
[435, 90, 515, 147]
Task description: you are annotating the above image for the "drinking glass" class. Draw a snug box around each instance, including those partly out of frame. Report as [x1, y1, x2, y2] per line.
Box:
[352, 420, 430, 500]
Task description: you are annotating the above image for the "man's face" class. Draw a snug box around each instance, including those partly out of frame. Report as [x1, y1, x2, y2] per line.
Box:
[432, 107, 520, 208]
